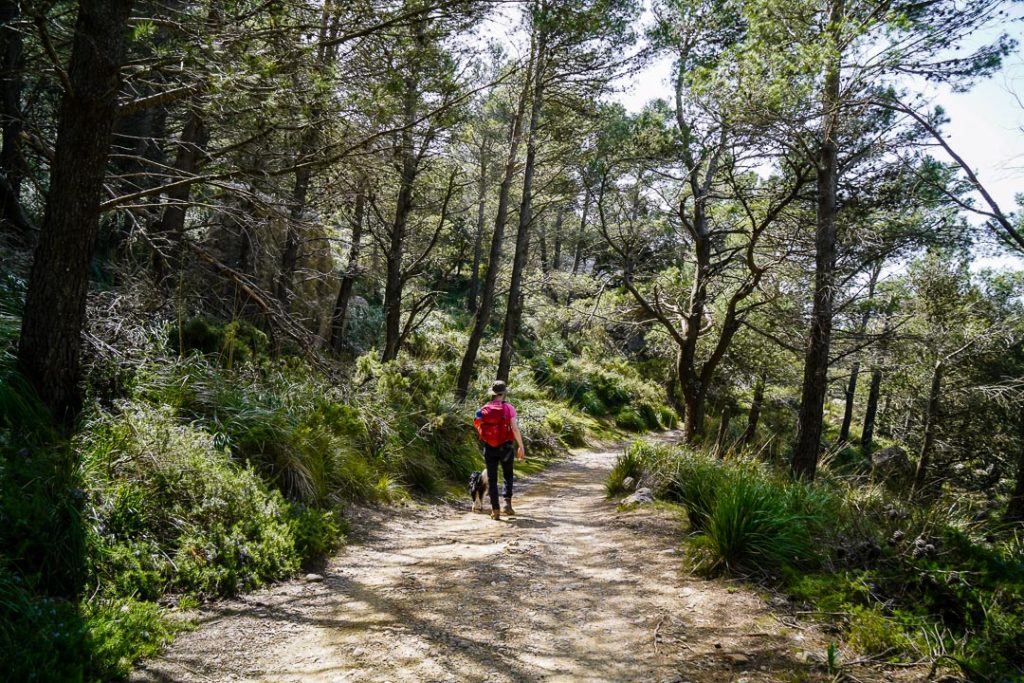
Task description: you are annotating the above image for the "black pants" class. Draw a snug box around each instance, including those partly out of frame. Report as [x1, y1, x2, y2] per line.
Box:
[483, 442, 515, 510]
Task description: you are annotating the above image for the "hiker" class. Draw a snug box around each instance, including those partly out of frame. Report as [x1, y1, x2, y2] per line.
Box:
[474, 379, 525, 520]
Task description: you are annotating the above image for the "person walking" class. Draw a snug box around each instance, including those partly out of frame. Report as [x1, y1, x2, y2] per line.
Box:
[474, 380, 525, 520]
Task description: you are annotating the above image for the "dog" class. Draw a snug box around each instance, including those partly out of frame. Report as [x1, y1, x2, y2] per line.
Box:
[468, 469, 489, 512]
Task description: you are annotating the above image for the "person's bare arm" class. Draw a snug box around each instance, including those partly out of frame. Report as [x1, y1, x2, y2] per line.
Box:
[511, 417, 525, 461]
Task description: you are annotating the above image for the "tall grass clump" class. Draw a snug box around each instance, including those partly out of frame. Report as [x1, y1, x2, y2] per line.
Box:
[606, 443, 649, 496]
[623, 435, 1024, 679]
[613, 441, 835, 575]
[689, 473, 817, 575]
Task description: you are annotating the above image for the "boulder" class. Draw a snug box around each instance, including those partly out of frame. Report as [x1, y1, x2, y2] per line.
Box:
[621, 487, 655, 506]
[622, 476, 637, 492]
[871, 446, 913, 485]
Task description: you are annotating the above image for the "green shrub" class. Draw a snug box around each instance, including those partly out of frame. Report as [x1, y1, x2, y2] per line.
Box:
[606, 444, 647, 497]
[638, 446, 833, 574]
[81, 405, 301, 598]
[286, 504, 343, 566]
[170, 316, 268, 368]
[615, 407, 647, 432]
[0, 565, 89, 682]
[658, 406, 678, 429]
[664, 450, 729, 530]
[543, 407, 588, 447]
[846, 605, 914, 655]
[0, 437, 87, 599]
[690, 473, 815, 575]
[84, 597, 178, 681]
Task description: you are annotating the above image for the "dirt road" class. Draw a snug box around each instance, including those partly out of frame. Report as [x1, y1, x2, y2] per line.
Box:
[132, 443, 922, 683]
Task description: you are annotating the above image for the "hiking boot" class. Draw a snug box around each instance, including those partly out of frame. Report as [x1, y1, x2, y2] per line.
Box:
[490, 508, 501, 520]
[502, 500, 515, 516]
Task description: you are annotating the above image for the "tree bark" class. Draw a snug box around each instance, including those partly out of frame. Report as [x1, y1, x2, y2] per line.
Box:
[381, 144, 416, 362]
[538, 214, 548, 274]
[713, 403, 733, 459]
[666, 371, 685, 422]
[1006, 447, 1024, 524]
[791, 0, 843, 480]
[17, 0, 133, 424]
[552, 204, 563, 270]
[381, 21, 425, 362]
[860, 365, 882, 451]
[467, 137, 488, 312]
[572, 186, 590, 275]
[151, 108, 207, 287]
[329, 185, 365, 352]
[741, 375, 765, 445]
[839, 264, 879, 442]
[496, 32, 546, 382]
[839, 361, 860, 442]
[913, 359, 944, 496]
[276, 126, 315, 309]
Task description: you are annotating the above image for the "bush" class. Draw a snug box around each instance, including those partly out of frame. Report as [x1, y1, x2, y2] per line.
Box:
[80, 405, 301, 598]
[615, 407, 648, 432]
[606, 445, 647, 497]
[846, 605, 914, 655]
[689, 473, 816, 575]
[169, 316, 268, 368]
[629, 443, 834, 574]
[543, 407, 589, 448]
[0, 565, 88, 682]
[84, 597, 178, 681]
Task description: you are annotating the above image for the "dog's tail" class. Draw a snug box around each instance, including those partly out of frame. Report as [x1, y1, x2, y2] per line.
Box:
[468, 471, 482, 497]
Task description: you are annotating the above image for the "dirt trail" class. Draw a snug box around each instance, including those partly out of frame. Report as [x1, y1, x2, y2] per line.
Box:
[133, 443, 923, 683]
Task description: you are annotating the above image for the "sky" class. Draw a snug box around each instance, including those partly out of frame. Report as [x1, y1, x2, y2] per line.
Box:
[480, 2, 1024, 269]
[608, 11, 1024, 269]
[612, 24, 1024, 208]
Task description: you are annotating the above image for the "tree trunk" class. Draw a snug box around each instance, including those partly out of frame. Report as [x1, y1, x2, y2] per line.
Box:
[454, 47, 533, 400]
[792, 0, 843, 480]
[666, 373, 685, 422]
[277, 131, 314, 309]
[0, 0, 30, 244]
[913, 359, 944, 496]
[713, 403, 733, 459]
[329, 186, 365, 353]
[467, 138, 488, 312]
[572, 186, 590, 275]
[552, 205, 563, 270]
[151, 109, 207, 287]
[381, 32, 424, 362]
[839, 265, 879, 442]
[677, 206, 711, 442]
[17, 0, 133, 424]
[538, 215, 548, 274]
[839, 361, 860, 442]
[381, 153, 416, 362]
[741, 375, 765, 445]
[682, 389, 706, 443]
[860, 366, 882, 451]
[1006, 447, 1024, 524]
[496, 34, 545, 383]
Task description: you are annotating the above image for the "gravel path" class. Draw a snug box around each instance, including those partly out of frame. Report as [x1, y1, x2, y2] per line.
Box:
[132, 442, 926, 683]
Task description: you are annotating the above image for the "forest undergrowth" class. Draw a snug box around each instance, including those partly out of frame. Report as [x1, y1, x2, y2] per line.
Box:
[0, 273, 674, 682]
[609, 440, 1024, 681]
[3, 1, 1024, 681]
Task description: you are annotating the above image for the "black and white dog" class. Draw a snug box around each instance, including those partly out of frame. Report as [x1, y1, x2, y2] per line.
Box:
[468, 469, 489, 512]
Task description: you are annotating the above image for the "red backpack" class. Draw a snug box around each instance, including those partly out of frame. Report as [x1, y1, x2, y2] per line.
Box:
[476, 402, 513, 447]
